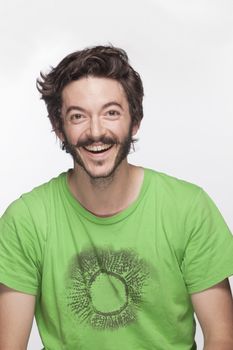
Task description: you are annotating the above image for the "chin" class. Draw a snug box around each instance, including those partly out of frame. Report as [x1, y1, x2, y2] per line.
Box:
[84, 167, 116, 180]
[74, 148, 128, 180]
[78, 159, 123, 180]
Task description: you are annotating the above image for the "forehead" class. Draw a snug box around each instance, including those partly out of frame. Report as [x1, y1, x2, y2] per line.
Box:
[61, 76, 127, 107]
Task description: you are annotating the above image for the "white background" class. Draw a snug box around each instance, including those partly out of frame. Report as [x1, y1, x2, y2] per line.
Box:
[0, 0, 233, 349]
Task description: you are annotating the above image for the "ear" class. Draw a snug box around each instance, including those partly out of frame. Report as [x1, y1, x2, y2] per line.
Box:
[53, 116, 64, 141]
[55, 127, 65, 142]
[131, 122, 140, 136]
[53, 107, 64, 140]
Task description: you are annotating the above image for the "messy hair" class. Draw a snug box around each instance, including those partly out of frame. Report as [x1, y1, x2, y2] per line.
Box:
[37, 45, 144, 132]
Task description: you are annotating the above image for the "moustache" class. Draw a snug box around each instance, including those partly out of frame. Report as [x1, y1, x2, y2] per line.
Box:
[74, 136, 118, 148]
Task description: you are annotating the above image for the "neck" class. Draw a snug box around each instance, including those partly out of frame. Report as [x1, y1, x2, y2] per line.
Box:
[68, 161, 144, 217]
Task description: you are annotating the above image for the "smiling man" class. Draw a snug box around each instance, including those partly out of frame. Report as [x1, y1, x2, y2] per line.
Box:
[0, 46, 233, 350]
[61, 77, 137, 180]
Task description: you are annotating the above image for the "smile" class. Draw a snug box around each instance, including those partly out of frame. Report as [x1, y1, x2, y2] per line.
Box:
[83, 144, 114, 154]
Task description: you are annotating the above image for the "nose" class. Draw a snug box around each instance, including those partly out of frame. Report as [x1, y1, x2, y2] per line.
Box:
[89, 116, 105, 140]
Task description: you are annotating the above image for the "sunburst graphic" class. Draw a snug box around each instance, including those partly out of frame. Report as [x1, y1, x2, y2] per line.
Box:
[66, 248, 150, 330]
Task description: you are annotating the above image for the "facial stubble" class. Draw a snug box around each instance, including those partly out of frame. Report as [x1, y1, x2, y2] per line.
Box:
[61, 126, 134, 184]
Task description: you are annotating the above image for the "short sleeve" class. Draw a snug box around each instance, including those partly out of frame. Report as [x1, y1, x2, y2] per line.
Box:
[181, 188, 233, 294]
[0, 198, 44, 295]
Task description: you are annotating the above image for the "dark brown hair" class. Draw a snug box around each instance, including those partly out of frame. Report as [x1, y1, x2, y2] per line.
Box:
[37, 45, 144, 132]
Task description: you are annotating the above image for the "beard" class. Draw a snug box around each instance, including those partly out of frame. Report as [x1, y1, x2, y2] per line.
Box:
[61, 126, 134, 181]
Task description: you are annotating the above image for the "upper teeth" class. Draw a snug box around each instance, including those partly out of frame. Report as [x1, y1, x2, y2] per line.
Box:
[84, 144, 112, 152]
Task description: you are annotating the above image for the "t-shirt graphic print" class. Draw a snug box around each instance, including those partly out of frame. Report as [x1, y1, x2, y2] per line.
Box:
[66, 248, 150, 330]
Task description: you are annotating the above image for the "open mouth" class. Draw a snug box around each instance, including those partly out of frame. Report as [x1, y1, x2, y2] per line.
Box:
[83, 144, 114, 154]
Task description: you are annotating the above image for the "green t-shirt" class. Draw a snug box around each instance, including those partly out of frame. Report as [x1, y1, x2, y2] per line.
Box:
[1, 168, 233, 350]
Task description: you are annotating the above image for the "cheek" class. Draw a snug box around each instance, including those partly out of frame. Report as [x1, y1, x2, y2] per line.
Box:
[110, 120, 132, 136]
[62, 126, 83, 143]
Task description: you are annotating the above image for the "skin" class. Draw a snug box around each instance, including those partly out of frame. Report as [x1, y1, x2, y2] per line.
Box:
[191, 279, 233, 349]
[0, 76, 233, 349]
[58, 76, 143, 216]
[0, 284, 35, 350]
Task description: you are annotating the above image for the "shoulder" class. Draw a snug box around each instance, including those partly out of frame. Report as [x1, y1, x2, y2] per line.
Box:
[1, 172, 67, 235]
[20, 172, 66, 208]
[145, 168, 203, 207]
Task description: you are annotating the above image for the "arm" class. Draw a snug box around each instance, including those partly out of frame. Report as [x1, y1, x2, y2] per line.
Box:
[0, 284, 36, 350]
[191, 279, 233, 350]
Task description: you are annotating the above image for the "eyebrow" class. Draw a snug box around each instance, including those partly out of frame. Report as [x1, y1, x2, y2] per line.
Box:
[65, 101, 123, 115]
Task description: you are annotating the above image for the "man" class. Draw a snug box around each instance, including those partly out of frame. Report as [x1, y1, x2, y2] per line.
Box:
[0, 46, 233, 350]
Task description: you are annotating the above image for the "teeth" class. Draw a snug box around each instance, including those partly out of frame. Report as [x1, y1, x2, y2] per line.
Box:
[84, 144, 112, 152]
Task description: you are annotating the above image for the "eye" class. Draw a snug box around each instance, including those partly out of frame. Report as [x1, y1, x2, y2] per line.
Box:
[106, 110, 120, 118]
[69, 113, 84, 124]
